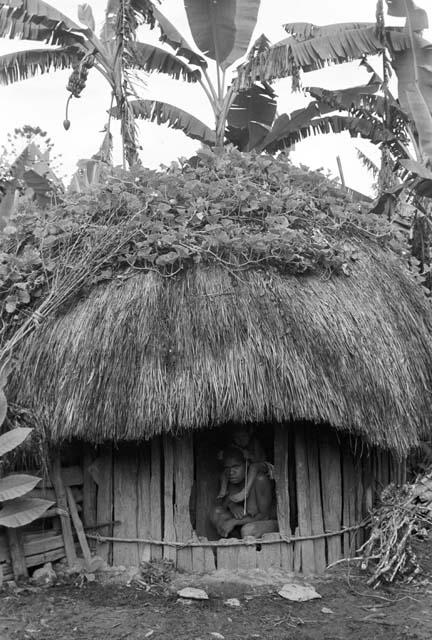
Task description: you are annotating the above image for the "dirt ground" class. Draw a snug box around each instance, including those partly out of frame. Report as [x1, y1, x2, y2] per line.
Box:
[1, 541, 432, 640]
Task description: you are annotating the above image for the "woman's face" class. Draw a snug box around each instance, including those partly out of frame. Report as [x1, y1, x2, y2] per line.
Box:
[223, 456, 246, 485]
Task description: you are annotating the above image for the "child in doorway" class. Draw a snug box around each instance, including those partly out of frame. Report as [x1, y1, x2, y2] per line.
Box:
[217, 426, 272, 504]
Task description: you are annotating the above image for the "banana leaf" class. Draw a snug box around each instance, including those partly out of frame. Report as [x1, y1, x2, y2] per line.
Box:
[0, 427, 32, 456]
[260, 110, 395, 153]
[235, 24, 412, 90]
[227, 83, 277, 151]
[184, 0, 260, 69]
[127, 42, 201, 82]
[112, 99, 216, 146]
[0, 474, 41, 501]
[0, 0, 86, 46]
[0, 497, 53, 527]
[0, 46, 79, 86]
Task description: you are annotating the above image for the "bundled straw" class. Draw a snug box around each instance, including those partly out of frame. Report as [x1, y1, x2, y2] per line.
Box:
[358, 472, 432, 586]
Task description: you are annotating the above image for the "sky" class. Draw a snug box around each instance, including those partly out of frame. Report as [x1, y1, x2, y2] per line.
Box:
[0, 0, 431, 194]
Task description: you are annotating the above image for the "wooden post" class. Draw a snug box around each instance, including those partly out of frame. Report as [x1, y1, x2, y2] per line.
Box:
[217, 539, 239, 571]
[95, 445, 113, 563]
[66, 487, 92, 569]
[355, 458, 364, 546]
[82, 448, 97, 528]
[294, 429, 315, 574]
[163, 435, 176, 563]
[7, 529, 28, 580]
[362, 454, 373, 516]
[274, 425, 290, 539]
[258, 533, 281, 570]
[320, 434, 342, 565]
[307, 436, 326, 572]
[174, 436, 194, 571]
[137, 444, 151, 563]
[51, 455, 77, 568]
[342, 450, 356, 557]
[150, 438, 163, 561]
[113, 445, 140, 566]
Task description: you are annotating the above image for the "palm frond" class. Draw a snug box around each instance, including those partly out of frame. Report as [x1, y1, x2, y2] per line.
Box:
[131, 0, 206, 68]
[235, 25, 413, 90]
[356, 147, 380, 177]
[0, 0, 86, 46]
[127, 42, 201, 82]
[0, 46, 80, 85]
[261, 111, 395, 154]
[111, 99, 216, 145]
[283, 22, 373, 40]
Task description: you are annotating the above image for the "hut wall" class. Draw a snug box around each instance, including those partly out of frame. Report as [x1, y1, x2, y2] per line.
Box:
[77, 425, 408, 576]
[0, 432, 407, 579]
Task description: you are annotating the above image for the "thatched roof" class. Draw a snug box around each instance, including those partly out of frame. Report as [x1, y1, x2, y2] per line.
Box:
[9, 244, 432, 455]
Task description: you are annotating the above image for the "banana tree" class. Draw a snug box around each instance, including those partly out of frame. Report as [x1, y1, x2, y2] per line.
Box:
[0, 366, 53, 529]
[112, 0, 423, 153]
[0, 0, 157, 166]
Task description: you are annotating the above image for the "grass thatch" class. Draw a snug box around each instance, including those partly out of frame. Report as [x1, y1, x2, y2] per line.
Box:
[8, 245, 432, 456]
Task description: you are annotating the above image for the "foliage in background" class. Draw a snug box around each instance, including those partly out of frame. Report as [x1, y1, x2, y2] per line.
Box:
[117, 0, 422, 154]
[0, 0, 156, 166]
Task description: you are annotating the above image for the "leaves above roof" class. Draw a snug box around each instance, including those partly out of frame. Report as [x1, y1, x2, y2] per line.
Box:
[227, 83, 277, 151]
[0, 46, 80, 86]
[234, 24, 413, 90]
[0, 0, 86, 46]
[127, 41, 201, 82]
[184, 0, 260, 70]
[111, 99, 216, 145]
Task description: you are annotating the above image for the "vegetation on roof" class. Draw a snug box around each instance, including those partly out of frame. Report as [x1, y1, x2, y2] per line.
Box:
[0, 148, 406, 348]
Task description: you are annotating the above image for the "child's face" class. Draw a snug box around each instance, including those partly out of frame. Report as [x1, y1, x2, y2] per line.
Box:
[233, 429, 250, 448]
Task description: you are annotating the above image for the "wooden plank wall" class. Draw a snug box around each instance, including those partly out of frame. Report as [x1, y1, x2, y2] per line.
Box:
[73, 430, 408, 576]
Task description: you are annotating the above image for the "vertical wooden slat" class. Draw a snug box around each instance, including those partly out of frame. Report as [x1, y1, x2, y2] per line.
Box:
[342, 449, 356, 557]
[355, 458, 364, 547]
[294, 429, 315, 574]
[7, 529, 28, 580]
[293, 526, 301, 573]
[203, 543, 217, 572]
[190, 533, 205, 573]
[163, 435, 176, 563]
[95, 445, 113, 563]
[381, 452, 390, 489]
[51, 455, 77, 568]
[113, 446, 139, 566]
[217, 539, 239, 570]
[82, 448, 97, 529]
[174, 436, 194, 571]
[400, 458, 407, 484]
[280, 541, 293, 571]
[137, 443, 151, 563]
[257, 533, 281, 570]
[320, 435, 342, 565]
[376, 451, 383, 499]
[307, 436, 326, 572]
[274, 425, 290, 539]
[150, 438, 163, 561]
[363, 454, 373, 517]
[238, 538, 258, 569]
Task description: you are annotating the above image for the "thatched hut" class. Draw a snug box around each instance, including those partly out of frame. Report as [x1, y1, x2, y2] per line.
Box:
[3, 152, 432, 575]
